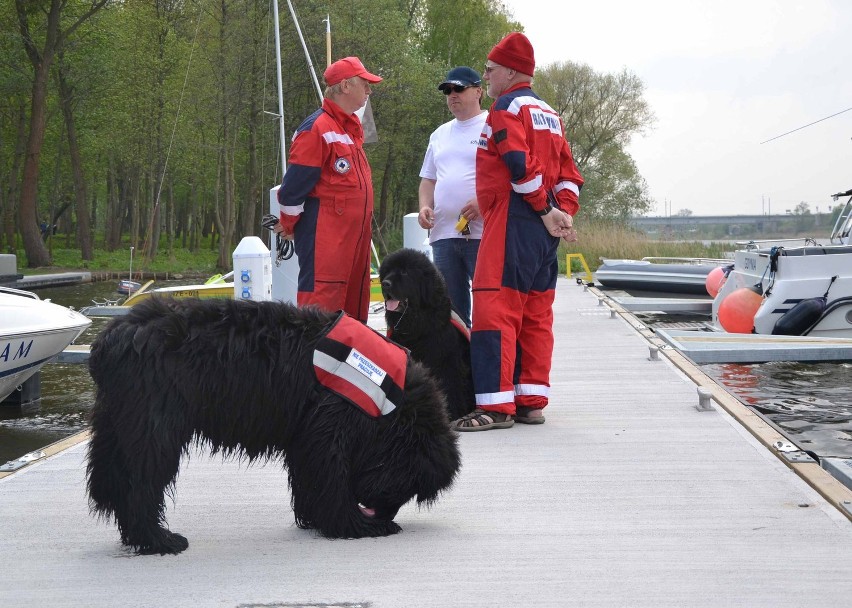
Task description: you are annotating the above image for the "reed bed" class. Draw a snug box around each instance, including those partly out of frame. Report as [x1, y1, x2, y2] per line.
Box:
[559, 220, 733, 276]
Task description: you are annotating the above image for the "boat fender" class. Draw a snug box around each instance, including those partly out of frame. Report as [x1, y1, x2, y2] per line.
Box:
[705, 264, 733, 298]
[718, 285, 763, 334]
[771, 297, 826, 336]
[771, 275, 838, 336]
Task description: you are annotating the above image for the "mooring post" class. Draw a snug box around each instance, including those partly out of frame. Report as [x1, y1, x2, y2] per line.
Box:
[697, 387, 714, 411]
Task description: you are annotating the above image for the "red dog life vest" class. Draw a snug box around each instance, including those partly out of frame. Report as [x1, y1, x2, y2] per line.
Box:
[387, 309, 470, 342]
[313, 312, 408, 417]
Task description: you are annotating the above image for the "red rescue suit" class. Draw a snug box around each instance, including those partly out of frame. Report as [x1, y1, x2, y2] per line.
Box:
[472, 82, 583, 415]
[277, 98, 374, 322]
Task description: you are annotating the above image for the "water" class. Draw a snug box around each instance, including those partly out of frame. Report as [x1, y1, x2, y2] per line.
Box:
[702, 361, 852, 458]
[2, 281, 851, 464]
[0, 279, 181, 464]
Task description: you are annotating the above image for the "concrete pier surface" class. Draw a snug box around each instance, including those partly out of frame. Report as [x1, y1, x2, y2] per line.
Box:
[1, 277, 850, 607]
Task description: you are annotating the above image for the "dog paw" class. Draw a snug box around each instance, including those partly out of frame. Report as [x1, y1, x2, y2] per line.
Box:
[134, 530, 189, 555]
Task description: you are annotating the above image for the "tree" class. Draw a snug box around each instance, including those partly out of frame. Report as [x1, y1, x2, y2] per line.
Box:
[15, 0, 110, 267]
[57, 52, 93, 260]
[792, 201, 813, 233]
[415, 0, 520, 69]
[536, 61, 655, 221]
[793, 201, 810, 215]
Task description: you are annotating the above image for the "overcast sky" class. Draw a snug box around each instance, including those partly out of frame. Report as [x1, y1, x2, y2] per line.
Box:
[504, 0, 852, 217]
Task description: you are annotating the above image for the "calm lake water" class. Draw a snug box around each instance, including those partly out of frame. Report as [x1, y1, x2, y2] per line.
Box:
[2, 279, 851, 464]
[1, 279, 171, 464]
[702, 361, 852, 458]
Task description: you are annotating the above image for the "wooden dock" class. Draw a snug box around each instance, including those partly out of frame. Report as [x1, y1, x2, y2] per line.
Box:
[1, 277, 850, 607]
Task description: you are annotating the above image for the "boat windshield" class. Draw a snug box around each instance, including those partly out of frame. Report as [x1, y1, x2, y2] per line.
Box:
[829, 189, 852, 245]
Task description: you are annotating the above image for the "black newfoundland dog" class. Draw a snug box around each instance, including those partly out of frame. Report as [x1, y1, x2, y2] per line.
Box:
[86, 297, 460, 555]
[379, 248, 475, 421]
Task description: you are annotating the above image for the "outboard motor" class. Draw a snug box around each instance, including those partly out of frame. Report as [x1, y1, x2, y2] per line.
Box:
[772, 276, 837, 336]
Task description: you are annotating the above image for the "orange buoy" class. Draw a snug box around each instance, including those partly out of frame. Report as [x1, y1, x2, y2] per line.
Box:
[718, 286, 763, 333]
[705, 266, 727, 297]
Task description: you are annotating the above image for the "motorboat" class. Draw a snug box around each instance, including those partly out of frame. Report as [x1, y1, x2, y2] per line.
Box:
[595, 257, 729, 295]
[711, 188, 852, 337]
[116, 279, 141, 295]
[0, 287, 91, 403]
[122, 273, 235, 306]
[122, 272, 384, 306]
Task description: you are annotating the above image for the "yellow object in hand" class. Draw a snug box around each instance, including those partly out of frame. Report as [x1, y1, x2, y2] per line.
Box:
[455, 216, 469, 233]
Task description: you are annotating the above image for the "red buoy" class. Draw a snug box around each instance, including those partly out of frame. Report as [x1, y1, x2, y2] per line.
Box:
[718, 286, 763, 333]
[705, 266, 727, 297]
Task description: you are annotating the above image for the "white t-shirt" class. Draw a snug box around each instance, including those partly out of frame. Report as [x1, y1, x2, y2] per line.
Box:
[419, 112, 487, 242]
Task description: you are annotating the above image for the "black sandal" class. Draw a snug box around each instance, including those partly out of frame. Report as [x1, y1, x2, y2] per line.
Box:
[452, 409, 514, 432]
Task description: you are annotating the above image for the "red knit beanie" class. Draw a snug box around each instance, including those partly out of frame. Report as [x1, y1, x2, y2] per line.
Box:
[487, 32, 535, 76]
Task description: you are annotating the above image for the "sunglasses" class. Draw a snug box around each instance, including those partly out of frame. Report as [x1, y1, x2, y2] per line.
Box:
[442, 85, 469, 95]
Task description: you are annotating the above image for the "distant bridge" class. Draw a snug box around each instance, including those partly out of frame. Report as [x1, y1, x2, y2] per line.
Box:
[629, 214, 790, 228]
[627, 213, 831, 232]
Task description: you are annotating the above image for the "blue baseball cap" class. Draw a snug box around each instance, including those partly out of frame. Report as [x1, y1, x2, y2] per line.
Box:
[437, 66, 482, 91]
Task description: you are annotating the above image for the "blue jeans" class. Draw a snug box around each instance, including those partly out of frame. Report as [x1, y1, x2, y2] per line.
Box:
[431, 238, 480, 327]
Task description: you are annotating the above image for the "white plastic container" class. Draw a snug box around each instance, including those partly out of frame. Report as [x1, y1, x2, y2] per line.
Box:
[403, 212, 432, 259]
[232, 236, 272, 301]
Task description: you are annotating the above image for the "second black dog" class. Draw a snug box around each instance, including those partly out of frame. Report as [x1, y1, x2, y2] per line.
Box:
[379, 248, 475, 420]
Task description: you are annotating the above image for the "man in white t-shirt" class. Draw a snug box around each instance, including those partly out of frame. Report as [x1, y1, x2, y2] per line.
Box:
[418, 66, 487, 328]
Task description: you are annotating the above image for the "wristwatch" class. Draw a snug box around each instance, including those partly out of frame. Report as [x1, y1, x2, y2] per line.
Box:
[536, 205, 552, 216]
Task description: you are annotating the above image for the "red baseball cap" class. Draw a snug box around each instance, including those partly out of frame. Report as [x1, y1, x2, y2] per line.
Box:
[323, 57, 383, 86]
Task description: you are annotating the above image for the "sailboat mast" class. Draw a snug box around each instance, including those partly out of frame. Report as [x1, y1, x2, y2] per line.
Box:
[271, 0, 287, 176]
[324, 15, 331, 67]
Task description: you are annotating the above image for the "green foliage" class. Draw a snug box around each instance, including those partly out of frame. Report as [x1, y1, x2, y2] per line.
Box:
[1, 0, 662, 266]
[416, 0, 520, 69]
[536, 61, 655, 222]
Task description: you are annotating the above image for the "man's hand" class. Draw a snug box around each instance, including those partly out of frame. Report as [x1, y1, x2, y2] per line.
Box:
[541, 208, 570, 235]
[272, 223, 294, 241]
[418, 207, 435, 229]
[541, 208, 578, 243]
[459, 198, 480, 222]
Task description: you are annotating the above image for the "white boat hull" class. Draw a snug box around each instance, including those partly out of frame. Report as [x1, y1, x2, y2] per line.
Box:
[0, 293, 91, 403]
[713, 246, 852, 337]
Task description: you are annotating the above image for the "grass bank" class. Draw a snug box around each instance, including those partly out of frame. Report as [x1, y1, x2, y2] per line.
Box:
[19, 244, 220, 278]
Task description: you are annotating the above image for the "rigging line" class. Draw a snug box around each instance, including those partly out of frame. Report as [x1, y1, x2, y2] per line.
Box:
[760, 106, 852, 144]
[286, 0, 323, 103]
[152, 2, 204, 220]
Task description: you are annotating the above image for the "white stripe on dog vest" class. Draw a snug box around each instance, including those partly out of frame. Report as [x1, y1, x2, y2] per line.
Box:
[314, 351, 396, 415]
[313, 313, 407, 417]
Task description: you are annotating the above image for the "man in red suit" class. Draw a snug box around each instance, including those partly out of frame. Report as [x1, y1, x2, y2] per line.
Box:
[274, 57, 382, 322]
[454, 33, 583, 431]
